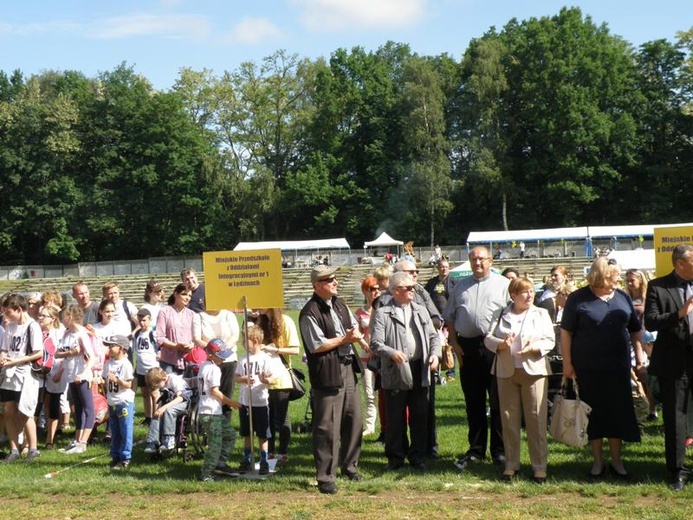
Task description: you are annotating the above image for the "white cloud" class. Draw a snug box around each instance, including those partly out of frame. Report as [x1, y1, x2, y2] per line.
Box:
[0, 13, 211, 41]
[0, 20, 82, 37]
[291, 0, 428, 32]
[88, 13, 211, 40]
[223, 17, 285, 45]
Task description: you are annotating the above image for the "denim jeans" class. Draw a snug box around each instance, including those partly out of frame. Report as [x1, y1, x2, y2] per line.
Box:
[146, 400, 188, 444]
[109, 401, 135, 462]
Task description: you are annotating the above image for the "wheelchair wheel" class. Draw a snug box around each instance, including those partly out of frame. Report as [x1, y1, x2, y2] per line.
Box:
[187, 397, 207, 456]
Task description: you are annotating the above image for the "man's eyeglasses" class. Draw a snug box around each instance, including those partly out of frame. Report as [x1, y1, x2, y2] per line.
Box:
[470, 257, 490, 263]
[319, 276, 337, 284]
[397, 285, 415, 292]
[404, 269, 419, 275]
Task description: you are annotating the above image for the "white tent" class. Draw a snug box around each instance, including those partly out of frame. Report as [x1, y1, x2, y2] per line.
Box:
[449, 260, 500, 279]
[363, 232, 403, 249]
[449, 260, 472, 279]
[234, 238, 350, 251]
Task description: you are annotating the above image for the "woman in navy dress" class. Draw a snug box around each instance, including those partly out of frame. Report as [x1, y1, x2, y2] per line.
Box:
[561, 257, 645, 479]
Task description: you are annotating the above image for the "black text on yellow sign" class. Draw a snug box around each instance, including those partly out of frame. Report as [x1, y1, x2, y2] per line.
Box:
[653, 226, 693, 278]
[203, 249, 284, 311]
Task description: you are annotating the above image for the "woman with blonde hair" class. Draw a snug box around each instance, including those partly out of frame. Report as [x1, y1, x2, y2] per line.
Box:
[625, 269, 648, 322]
[56, 304, 94, 454]
[485, 278, 555, 483]
[40, 304, 66, 449]
[562, 257, 645, 479]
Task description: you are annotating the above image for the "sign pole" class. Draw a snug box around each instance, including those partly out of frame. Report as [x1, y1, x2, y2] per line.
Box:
[243, 295, 256, 474]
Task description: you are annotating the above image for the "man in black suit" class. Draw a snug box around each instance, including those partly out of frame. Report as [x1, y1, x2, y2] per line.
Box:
[644, 244, 693, 491]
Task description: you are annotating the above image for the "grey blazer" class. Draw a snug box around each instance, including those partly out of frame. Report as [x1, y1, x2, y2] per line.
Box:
[370, 301, 442, 390]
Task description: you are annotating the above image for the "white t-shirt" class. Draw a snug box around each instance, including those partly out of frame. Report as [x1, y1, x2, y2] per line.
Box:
[1, 320, 43, 391]
[236, 350, 275, 407]
[133, 329, 159, 375]
[165, 372, 192, 400]
[192, 311, 239, 362]
[102, 356, 135, 406]
[110, 300, 138, 336]
[197, 360, 223, 415]
[59, 328, 93, 383]
[44, 331, 66, 394]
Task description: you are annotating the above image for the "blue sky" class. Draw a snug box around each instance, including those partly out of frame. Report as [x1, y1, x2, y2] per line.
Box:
[1, 0, 690, 90]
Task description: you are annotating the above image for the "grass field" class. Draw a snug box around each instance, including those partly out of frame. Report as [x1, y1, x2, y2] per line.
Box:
[0, 312, 691, 519]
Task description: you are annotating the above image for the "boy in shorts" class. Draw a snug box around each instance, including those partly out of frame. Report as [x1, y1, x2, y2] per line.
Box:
[0, 294, 44, 462]
[236, 325, 277, 475]
[133, 308, 158, 427]
[197, 338, 241, 482]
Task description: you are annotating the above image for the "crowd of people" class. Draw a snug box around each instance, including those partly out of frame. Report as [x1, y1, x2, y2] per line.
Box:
[0, 267, 301, 482]
[301, 245, 693, 493]
[2, 247, 693, 493]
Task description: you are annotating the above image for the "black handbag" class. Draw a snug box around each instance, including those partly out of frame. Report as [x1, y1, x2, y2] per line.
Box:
[278, 354, 305, 401]
[287, 367, 306, 401]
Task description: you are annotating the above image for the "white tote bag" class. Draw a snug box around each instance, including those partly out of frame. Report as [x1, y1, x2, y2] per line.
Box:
[549, 378, 592, 448]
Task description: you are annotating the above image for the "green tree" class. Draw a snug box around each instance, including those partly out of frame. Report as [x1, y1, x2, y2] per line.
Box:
[76, 64, 220, 260]
[396, 57, 452, 246]
[301, 43, 412, 242]
[0, 73, 83, 263]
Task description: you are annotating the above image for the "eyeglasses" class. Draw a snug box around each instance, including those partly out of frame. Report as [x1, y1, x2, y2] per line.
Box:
[607, 258, 618, 266]
[38, 314, 52, 319]
[28, 301, 40, 306]
[369, 286, 381, 291]
[397, 285, 415, 292]
[470, 257, 490, 263]
[319, 276, 337, 284]
[404, 269, 419, 275]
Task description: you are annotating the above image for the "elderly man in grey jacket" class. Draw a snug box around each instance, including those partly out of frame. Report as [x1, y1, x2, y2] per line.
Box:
[370, 271, 442, 472]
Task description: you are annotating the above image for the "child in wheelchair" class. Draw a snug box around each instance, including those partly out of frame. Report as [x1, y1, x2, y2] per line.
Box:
[144, 367, 193, 455]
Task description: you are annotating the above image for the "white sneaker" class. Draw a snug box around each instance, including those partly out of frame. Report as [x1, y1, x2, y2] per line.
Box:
[64, 442, 86, 454]
[144, 442, 158, 454]
[159, 436, 176, 452]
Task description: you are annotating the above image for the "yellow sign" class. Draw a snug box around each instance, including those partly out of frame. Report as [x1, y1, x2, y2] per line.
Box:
[653, 226, 693, 277]
[203, 249, 284, 310]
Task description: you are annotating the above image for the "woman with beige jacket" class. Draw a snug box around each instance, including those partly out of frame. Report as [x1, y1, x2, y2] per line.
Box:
[485, 277, 555, 483]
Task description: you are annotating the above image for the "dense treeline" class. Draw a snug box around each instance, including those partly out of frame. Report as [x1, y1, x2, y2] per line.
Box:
[0, 8, 691, 264]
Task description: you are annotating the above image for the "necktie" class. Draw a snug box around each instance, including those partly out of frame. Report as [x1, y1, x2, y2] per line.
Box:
[685, 282, 693, 334]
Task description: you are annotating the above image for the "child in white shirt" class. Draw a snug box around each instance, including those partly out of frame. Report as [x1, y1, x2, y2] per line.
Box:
[235, 325, 277, 475]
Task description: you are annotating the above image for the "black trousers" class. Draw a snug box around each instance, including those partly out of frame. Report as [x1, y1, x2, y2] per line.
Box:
[384, 360, 429, 465]
[659, 353, 693, 473]
[458, 335, 504, 459]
